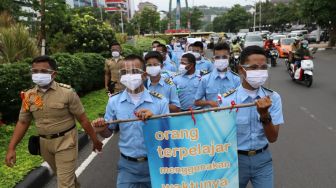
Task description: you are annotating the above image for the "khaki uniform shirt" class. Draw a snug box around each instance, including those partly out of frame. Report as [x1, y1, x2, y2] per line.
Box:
[19, 81, 85, 135]
[104, 57, 124, 92]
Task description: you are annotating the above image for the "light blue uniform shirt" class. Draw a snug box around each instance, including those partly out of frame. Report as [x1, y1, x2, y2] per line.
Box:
[195, 57, 213, 72]
[195, 69, 241, 102]
[163, 56, 177, 72]
[146, 77, 181, 108]
[221, 85, 284, 151]
[105, 89, 169, 158]
[173, 71, 203, 111]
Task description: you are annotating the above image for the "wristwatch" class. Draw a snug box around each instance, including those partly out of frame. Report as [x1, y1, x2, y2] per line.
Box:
[260, 114, 272, 125]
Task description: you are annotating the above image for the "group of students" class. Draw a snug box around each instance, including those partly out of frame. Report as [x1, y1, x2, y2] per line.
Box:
[5, 40, 284, 188]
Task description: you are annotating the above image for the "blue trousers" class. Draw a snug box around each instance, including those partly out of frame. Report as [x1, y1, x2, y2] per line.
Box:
[117, 156, 151, 188]
[238, 149, 273, 188]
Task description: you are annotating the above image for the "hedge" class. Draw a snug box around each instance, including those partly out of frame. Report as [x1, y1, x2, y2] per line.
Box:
[0, 53, 106, 123]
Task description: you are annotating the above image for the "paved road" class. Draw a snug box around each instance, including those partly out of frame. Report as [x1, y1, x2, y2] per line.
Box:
[43, 50, 336, 188]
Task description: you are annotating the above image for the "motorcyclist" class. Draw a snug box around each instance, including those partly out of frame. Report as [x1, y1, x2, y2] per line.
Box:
[264, 38, 276, 59]
[230, 38, 242, 54]
[294, 40, 310, 69]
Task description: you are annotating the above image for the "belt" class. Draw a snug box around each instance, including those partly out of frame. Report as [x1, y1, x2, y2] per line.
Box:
[120, 153, 148, 162]
[238, 144, 268, 156]
[39, 124, 76, 139]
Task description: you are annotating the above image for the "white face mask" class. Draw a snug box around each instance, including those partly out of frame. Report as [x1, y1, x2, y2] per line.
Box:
[32, 73, 52, 87]
[146, 66, 161, 77]
[152, 48, 156, 51]
[214, 59, 229, 71]
[120, 74, 143, 91]
[179, 64, 188, 75]
[111, 51, 120, 58]
[193, 52, 201, 60]
[244, 70, 268, 89]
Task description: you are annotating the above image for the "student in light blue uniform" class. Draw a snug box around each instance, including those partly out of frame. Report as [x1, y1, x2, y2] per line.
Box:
[173, 53, 208, 111]
[92, 55, 169, 188]
[220, 46, 284, 188]
[192, 41, 214, 72]
[156, 44, 177, 72]
[144, 51, 181, 112]
[195, 43, 240, 108]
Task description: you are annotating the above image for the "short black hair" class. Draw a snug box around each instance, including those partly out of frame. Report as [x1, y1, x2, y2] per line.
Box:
[152, 40, 161, 45]
[144, 51, 163, 64]
[157, 44, 167, 52]
[193, 41, 204, 50]
[240, 45, 266, 65]
[110, 41, 121, 47]
[182, 53, 196, 65]
[124, 54, 145, 70]
[32, 55, 57, 70]
[214, 43, 230, 53]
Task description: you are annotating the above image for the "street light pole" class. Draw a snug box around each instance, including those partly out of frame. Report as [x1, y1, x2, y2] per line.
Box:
[253, 10, 256, 32]
[259, 0, 261, 31]
[120, 9, 124, 34]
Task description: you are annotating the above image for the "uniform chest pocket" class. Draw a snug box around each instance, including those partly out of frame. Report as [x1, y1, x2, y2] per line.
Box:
[49, 103, 66, 109]
[236, 116, 250, 134]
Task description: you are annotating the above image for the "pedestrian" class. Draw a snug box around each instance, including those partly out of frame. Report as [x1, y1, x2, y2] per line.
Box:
[144, 51, 181, 112]
[221, 46, 284, 188]
[152, 40, 161, 51]
[173, 53, 208, 111]
[156, 44, 177, 72]
[5, 55, 103, 188]
[105, 42, 124, 95]
[92, 54, 169, 188]
[194, 43, 240, 108]
[192, 41, 214, 73]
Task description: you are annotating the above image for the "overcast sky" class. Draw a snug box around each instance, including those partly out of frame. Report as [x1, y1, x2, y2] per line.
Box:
[133, 0, 256, 11]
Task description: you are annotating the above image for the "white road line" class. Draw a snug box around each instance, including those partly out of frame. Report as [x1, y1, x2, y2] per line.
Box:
[75, 134, 114, 177]
[299, 106, 336, 134]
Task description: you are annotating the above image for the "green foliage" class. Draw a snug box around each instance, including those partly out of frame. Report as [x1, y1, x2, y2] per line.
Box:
[74, 53, 105, 92]
[0, 24, 39, 64]
[0, 89, 108, 188]
[121, 44, 143, 57]
[134, 37, 166, 52]
[52, 53, 86, 93]
[133, 7, 160, 34]
[50, 14, 115, 54]
[0, 63, 32, 122]
[0, 0, 21, 21]
[115, 33, 127, 44]
[213, 5, 252, 32]
[181, 7, 204, 31]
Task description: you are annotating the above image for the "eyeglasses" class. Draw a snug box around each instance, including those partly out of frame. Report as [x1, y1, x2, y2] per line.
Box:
[31, 68, 54, 74]
[241, 64, 269, 70]
[119, 68, 144, 76]
[213, 55, 229, 60]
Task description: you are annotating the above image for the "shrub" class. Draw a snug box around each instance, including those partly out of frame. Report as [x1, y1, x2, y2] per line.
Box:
[74, 53, 105, 92]
[0, 62, 32, 122]
[121, 44, 143, 57]
[52, 53, 86, 94]
[134, 36, 166, 52]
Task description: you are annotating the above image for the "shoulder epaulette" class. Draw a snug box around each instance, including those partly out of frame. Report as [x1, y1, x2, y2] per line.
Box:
[262, 86, 274, 93]
[59, 83, 72, 89]
[223, 88, 237, 98]
[230, 70, 239, 76]
[149, 91, 163, 99]
[164, 78, 174, 85]
[200, 70, 209, 76]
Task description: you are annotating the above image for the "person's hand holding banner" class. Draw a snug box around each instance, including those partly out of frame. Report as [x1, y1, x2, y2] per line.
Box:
[208, 100, 219, 108]
[91, 118, 108, 133]
[134, 109, 153, 121]
[256, 96, 272, 116]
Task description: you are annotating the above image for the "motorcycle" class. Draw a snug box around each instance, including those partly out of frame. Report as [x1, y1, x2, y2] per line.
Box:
[268, 48, 279, 67]
[288, 56, 314, 87]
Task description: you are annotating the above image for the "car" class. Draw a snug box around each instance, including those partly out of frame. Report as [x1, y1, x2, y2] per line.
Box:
[287, 32, 304, 40]
[275, 38, 295, 58]
[307, 30, 326, 43]
[272, 35, 286, 45]
[290, 30, 308, 40]
[243, 34, 264, 48]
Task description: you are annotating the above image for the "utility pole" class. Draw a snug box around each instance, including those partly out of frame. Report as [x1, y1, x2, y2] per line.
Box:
[39, 0, 46, 55]
[259, 0, 261, 31]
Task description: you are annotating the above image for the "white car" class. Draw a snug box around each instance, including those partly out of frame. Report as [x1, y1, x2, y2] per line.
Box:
[243, 34, 264, 48]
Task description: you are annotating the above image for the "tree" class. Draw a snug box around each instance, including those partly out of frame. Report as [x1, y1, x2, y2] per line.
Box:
[132, 7, 160, 34]
[296, 0, 336, 46]
[213, 5, 252, 32]
[181, 7, 204, 31]
[0, 0, 21, 20]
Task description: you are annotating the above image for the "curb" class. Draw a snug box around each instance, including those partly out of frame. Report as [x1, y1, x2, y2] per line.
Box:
[314, 47, 336, 51]
[15, 132, 89, 188]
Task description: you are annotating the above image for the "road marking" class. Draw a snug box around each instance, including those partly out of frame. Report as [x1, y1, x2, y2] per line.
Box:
[299, 106, 336, 134]
[75, 134, 114, 177]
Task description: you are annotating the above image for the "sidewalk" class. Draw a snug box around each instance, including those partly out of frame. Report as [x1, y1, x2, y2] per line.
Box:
[309, 42, 336, 51]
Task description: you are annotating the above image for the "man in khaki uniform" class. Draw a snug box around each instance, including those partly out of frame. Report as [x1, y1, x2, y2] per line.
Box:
[105, 42, 124, 94]
[5, 55, 103, 188]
